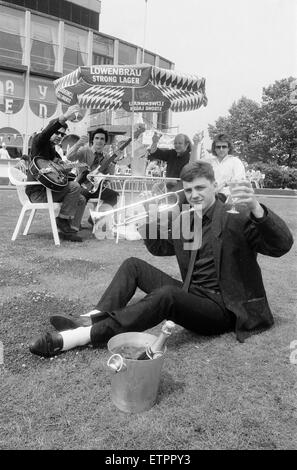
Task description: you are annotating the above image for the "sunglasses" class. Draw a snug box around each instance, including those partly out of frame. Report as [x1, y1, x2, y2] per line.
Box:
[215, 145, 228, 149]
[56, 131, 66, 137]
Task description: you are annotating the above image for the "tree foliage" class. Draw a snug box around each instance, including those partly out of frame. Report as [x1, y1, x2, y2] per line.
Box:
[208, 78, 297, 167]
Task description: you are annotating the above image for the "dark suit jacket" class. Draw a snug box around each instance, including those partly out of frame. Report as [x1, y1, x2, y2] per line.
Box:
[30, 118, 64, 161]
[142, 199, 294, 342]
[147, 148, 190, 179]
[26, 118, 63, 198]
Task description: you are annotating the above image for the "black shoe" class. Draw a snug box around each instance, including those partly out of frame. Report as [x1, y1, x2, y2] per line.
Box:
[50, 312, 109, 331]
[50, 314, 92, 331]
[60, 233, 83, 242]
[29, 332, 63, 357]
[56, 217, 77, 234]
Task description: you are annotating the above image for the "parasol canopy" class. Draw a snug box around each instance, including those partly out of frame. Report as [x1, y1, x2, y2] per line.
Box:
[53, 64, 207, 113]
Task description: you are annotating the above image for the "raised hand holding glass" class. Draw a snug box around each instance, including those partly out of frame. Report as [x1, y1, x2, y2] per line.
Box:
[227, 180, 240, 214]
[227, 180, 253, 214]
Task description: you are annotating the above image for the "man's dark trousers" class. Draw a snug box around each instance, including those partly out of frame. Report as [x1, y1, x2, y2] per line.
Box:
[90, 257, 235, 346]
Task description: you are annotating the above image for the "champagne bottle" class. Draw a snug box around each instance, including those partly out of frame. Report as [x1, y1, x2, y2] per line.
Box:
[137, 320, 176, 360]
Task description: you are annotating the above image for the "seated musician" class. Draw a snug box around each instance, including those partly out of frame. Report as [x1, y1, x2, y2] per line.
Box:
[26, 104, 86, 242]
[66, 127, 119, 227]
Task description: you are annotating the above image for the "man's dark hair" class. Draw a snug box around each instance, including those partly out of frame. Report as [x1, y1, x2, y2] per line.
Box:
[180, 161, 215, 182]
[48, 119, 68, 131]
[211, 133, 233, 155]
[91, 127, 109, 144]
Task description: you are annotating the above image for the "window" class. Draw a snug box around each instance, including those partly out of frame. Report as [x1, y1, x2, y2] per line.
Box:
[93, 34, 114, 58]
[143, 51, 155, 66]
[93, 54, 113, 66]
[0, 6, 25, 66]
[60, 2, 72, 22]
[64, 49, 85, 74]
[49, 0, 60, 17]
[118, 42, 137, 65]
[80, 8, 90, 28]
[159, 58, 172, 70]
[30, 15, 58, 72]
[7, 0, 25, 6]
[36, 0, 49, 14]
[63, 25, 88, 74]
[31, 40, 56, 72]
[0, 32, 24, 66]
[72, 4, 81, 25]
[24, 0, 37, 9]
[4, 0, 99, 30]
[89, 14, 99, 30]
[93, 34, 114, 65]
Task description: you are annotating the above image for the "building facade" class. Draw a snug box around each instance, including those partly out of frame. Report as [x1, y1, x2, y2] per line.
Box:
[0, 0, 173, 157]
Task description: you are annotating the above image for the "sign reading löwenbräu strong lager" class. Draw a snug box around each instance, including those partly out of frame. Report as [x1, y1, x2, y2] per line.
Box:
[88, 65, 151, 87]
[122, 83, 171, 112]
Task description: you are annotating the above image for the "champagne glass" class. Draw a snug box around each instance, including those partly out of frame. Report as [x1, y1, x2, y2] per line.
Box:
[227, 180, 240, 214]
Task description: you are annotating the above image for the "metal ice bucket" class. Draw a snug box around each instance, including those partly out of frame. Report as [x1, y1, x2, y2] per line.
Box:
[107, 332, 166, 413]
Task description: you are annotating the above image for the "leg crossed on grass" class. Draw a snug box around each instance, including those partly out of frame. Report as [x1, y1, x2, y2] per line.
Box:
[30, 257, 235, 357]
[90, 257, 235, 346]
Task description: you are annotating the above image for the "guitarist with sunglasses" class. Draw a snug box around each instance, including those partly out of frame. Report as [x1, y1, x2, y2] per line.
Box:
[26, 104, 86, 242]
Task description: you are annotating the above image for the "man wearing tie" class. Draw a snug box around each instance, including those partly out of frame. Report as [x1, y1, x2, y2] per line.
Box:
[29, 161, 293, 357]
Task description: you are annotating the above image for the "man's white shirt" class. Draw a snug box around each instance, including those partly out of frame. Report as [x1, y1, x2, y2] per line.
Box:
[203, 154, 246, 196]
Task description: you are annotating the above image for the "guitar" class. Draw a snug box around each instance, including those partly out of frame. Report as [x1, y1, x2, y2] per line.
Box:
[81, 125, 145, 194]
[29, 158, 89, 192]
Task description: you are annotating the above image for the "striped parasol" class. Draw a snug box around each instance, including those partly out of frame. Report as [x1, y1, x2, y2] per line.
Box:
[53, 64, 207, 113]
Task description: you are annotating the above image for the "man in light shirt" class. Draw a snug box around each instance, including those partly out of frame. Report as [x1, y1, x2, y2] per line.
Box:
[205, 134, 246, 200]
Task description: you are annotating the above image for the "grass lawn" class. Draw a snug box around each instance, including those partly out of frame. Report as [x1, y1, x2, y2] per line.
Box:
[0, 190, 296, 450]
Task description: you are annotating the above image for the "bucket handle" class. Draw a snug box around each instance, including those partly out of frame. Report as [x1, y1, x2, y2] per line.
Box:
[107, 353, 127, 372]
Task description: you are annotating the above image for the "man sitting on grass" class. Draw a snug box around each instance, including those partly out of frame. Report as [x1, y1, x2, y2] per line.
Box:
[29, 161, 294, 357]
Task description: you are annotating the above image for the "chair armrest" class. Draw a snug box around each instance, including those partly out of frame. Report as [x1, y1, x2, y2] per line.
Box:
[14, 181, 44, 187]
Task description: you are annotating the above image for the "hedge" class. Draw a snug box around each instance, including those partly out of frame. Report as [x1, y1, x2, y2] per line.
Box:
[249, 162, 297, 189]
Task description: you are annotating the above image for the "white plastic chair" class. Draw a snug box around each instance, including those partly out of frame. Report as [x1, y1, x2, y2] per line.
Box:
[8, 166, 62, 246]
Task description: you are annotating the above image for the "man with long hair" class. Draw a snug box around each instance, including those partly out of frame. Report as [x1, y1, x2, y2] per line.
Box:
[66, 127, 119, 229]
[206, 133, 246, 200]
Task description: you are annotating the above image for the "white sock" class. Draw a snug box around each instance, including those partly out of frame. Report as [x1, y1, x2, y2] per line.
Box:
[80, 309, 101, 317]
[61, 327, 92, 351]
